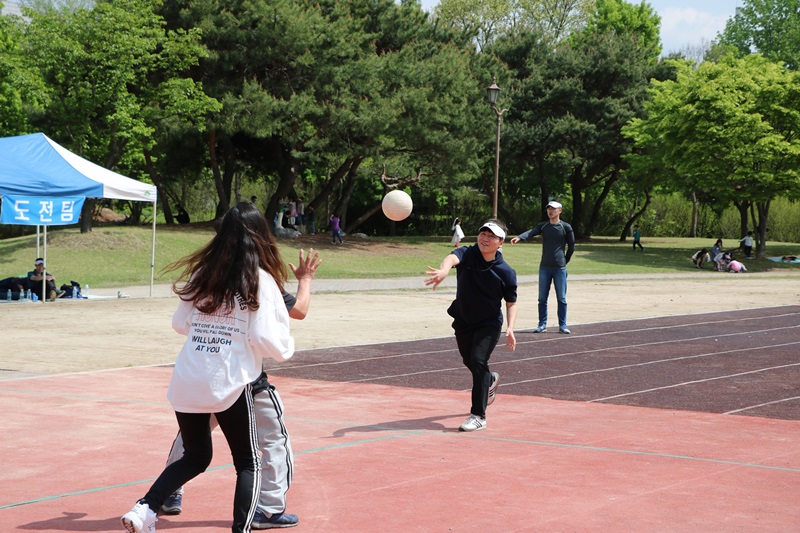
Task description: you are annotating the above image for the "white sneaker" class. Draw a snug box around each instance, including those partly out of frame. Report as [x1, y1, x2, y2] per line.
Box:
[459, 414, 486, 432]
[487, 372, 500, 406]
[121, 501, 157, 533]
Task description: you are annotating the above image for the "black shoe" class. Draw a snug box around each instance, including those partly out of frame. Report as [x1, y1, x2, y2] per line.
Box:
[160, 493, 182, 515]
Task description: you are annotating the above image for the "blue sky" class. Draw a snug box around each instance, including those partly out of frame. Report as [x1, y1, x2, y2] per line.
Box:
[418, 0, 741, 55]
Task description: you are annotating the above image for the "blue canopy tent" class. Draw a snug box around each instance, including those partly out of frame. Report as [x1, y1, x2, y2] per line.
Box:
[0, 132, 159, 297]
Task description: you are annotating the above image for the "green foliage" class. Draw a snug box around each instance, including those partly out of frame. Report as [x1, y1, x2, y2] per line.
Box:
[718, 0, 800, 69]
[0, 10, 45, 135]
[434, 0, 594, 49]
[577, 0, 662, 62]
[22, 0, 217, 197]
[626, 54, 800, 214]
[493, 8, 658, 237]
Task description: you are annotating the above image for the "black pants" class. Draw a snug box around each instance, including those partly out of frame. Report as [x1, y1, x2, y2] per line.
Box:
[455, 324, 501, 418]
[142, 386, 261, 533]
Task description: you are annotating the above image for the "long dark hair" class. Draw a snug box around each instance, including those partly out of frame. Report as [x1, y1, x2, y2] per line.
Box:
[168, 202, 288, 313]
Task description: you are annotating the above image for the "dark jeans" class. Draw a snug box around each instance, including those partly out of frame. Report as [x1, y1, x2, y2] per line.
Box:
[143, 387, 261, 533]
[455, 324, 501, 418]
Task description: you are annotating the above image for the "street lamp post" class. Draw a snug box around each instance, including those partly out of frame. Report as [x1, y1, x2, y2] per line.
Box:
[487, 77, 508, 220]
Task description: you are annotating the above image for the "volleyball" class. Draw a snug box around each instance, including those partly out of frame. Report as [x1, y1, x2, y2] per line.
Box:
[382, 190, 413, 222]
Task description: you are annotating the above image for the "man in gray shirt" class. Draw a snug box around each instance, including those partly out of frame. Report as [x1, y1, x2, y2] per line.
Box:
[510, 201, 575, 334]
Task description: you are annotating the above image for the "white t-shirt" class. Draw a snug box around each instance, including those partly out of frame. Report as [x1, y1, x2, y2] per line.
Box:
[168, 269, 294, 413]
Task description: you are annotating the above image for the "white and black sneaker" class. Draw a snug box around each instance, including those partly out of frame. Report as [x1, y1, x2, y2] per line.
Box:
[459, 414, 487, 432]
[121, 500, 157, 533]
[487, 372, 500, 406]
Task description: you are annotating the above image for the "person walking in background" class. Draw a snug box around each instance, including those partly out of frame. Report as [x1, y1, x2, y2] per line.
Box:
[120, 202, 295, 533]
[510, 200, 575, 334]
[158, 248, 321, 529]
[451, 217, 465, 247]
[329, 214, 343, 244]
[425, 220, 517, 432]
[739, 231, 754, 259]
[632, 224, 644, 251]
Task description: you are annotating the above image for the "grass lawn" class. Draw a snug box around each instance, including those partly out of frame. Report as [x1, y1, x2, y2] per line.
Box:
[1, 224, 798, 289]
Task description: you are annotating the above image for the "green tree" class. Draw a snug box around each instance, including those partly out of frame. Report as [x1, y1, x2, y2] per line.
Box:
[495, 0, 660, 238]
[0, 6, 44, 135]
[434, 0, 593, 50]
[624, 54, 800, 257]
[23, 0, 218, 228]
[718, 0, 800, 69]
[161, 0, 494, 230]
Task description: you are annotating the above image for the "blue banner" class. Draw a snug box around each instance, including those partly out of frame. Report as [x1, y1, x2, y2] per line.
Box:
[1, 195, 85, 226]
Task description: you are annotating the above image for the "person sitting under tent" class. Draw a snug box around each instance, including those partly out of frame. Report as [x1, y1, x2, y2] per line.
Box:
[27, 258, 59, 301]
[0, 277, 26, 300]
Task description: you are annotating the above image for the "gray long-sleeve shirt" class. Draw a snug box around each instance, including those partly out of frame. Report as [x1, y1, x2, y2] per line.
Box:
[517, 221, 575, 269]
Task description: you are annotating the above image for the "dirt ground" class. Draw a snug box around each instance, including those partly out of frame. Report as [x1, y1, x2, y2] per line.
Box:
[2, 270, 799, 378]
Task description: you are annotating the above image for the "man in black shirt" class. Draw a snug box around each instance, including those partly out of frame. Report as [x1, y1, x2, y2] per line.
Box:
[425, 220, 518, 432]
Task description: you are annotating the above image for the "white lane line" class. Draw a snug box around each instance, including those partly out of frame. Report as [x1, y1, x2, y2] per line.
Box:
[590, 360, 800, 403]
[725, 395, 800, 415]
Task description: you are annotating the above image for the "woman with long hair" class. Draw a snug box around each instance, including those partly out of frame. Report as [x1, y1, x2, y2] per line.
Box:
[451, 217, 465, 247]
[121, 202, 294, 533]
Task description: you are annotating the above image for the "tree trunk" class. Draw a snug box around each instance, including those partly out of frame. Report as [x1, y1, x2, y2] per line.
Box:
[336, 168, 359, 229]
[568, 166, 586, 238]
[144, 149, 174, 225]
[733, 199, 751, 238]
[585, 171, 618, 238]
[266, 155, 299, 227]
[308, 157, 363, 216]
[79, 199, 96, 233]
[755, 200, 770, 259]
[620, 189, 651, 241]
[208, 131, 233, 219]
[345, 200, 383, 234]
[690, 191, 698, 238]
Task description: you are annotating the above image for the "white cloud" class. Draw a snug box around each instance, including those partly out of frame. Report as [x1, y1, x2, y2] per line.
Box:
[659, 8, 731, 53]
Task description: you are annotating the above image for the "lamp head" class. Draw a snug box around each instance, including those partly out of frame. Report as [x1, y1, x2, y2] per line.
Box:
[487, 77, 501, 105]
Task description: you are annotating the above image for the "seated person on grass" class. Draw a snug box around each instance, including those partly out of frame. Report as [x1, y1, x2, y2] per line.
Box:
[692, 249, 710, 269]
[727, 259, 747, 273]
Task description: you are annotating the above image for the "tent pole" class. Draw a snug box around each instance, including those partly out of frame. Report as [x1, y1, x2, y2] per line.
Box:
[42, 226, 47, 302]
[150, 201, 157, 297]
[36, 225, 40, 257]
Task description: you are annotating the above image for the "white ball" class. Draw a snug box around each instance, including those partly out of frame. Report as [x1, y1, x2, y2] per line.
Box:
[382, 190, 413, 221]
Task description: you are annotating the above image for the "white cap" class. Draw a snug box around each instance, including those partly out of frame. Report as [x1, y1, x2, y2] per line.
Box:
[546, 200, 562, 209]
[478, 222, 506, 240]
[34, 259, 44, 265]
